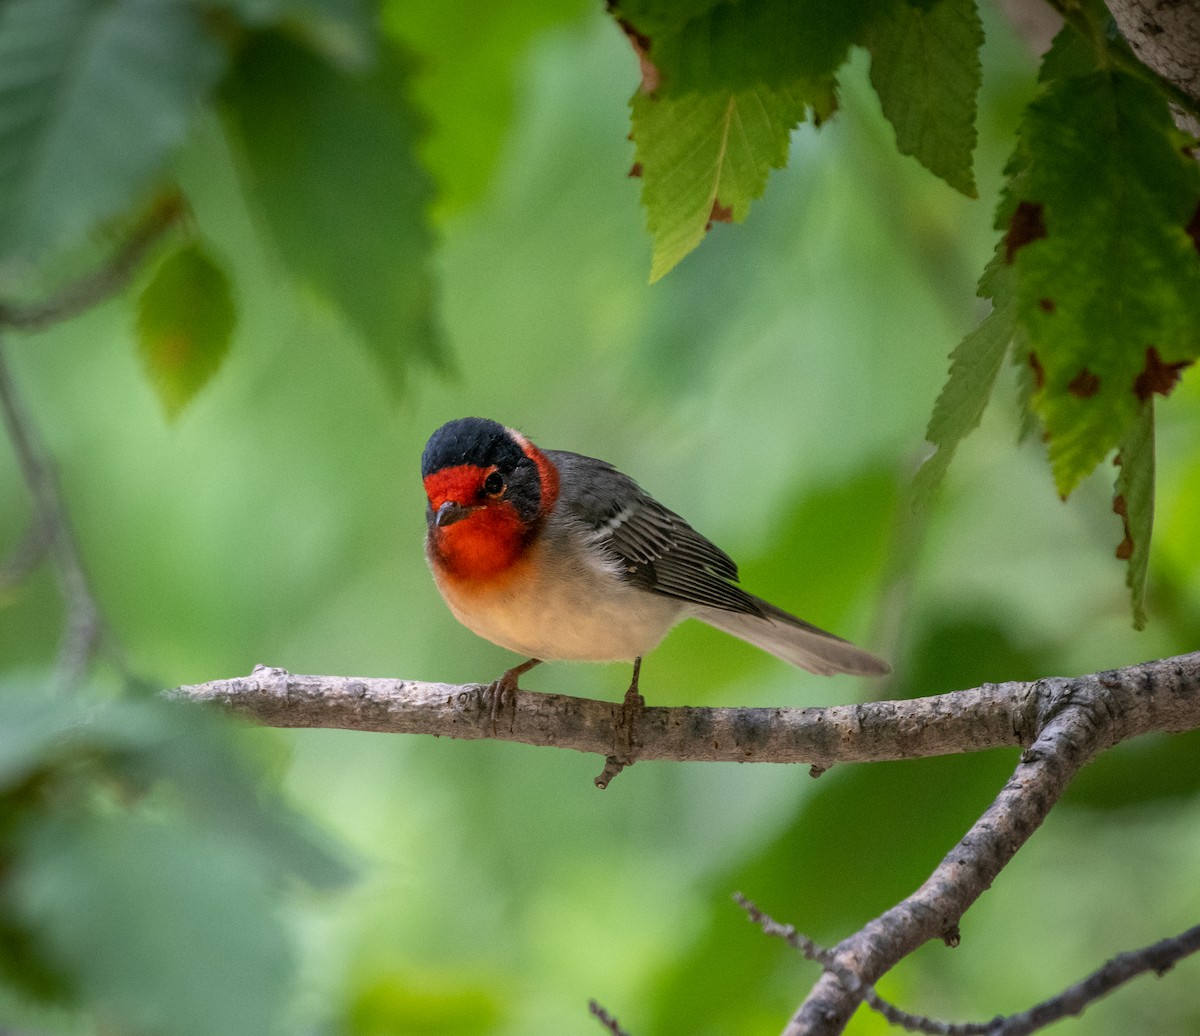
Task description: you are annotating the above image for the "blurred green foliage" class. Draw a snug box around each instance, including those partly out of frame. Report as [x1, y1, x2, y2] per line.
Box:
[1, 1, 1199, 1035]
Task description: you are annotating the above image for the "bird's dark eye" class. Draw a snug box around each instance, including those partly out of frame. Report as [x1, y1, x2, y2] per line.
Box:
[482, 471, 506, 497]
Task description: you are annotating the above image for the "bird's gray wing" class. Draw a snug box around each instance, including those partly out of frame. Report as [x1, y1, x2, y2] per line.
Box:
[545, 450, 763, 616]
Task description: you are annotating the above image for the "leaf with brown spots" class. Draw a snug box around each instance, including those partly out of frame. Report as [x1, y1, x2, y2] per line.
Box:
[1133, 346, 1192, 402]
[1004, 201, 1045, 263]
[1186, 200, 1200, 253]
[998, 51, 1200, 498]
[1028, 351, 1045, 390]
[631, 84, 812, 281]
[1067, 368, 1099, 398]
[615, 16, 660, 94]
[1113, 403, 1154, 629]
[136, 241, 235, 420]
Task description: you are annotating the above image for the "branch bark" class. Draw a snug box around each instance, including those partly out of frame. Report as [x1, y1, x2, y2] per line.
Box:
[1106, 0, 1200, 134]
[172, 654, 1200, 770]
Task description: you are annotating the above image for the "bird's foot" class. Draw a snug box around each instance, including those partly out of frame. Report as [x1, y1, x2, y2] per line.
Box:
[595, 659, 645, 790]
[482, 658, 540, 732]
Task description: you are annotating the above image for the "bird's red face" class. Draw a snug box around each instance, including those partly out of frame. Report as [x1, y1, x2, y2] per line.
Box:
[421, 419, 559, 584]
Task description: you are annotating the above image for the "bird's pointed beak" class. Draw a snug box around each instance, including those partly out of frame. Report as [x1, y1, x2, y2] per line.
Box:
[433, 500, 476, 528]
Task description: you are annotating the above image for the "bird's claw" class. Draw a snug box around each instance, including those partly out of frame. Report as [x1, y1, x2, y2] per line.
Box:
[480, 658, 541, 733]
[595, 669, 646, 790]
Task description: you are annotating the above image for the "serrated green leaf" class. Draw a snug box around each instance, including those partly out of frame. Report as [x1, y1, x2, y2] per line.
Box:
[632, 84, 812, 281]
[1006, 69, 1200, 497]
[0, 687, 351, 1017]
[628, 0, 879, 95]
[223, 32, 442, 394]
[136, 242, 236, 420]
[0, 0, 223, 261]
[913, 256, 1015, 503]
[217, 0, 374, 68]
[867, 0, 982, 196]
[1114, 400, 1154, 629]
[384, 0, 592, 217]
[11, 812, 293, 1036]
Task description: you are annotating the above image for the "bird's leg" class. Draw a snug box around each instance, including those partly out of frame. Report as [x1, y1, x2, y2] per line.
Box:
[621, 656, 645, 712]
[484, 657, 540, 729]
[596, 658, 646, 790]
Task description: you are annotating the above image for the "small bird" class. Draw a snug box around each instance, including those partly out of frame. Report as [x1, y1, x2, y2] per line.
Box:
[421, 417, 888, 707]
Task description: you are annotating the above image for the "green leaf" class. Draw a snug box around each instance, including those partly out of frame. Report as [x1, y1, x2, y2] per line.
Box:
[385, 0, 592, 217]
[867, 0, 982, 196]
[0, 0, 224, 261]
[626, 0, 880, 95]
[223, 32, 443, 393]
[136, 242, 236, 420]
[1003, 69, 1200, 497]
[1114, 400, 1154, 629]
[216, 0, 374, 68]
[913, 254, 1015, 503]
[11, 812, 294, 1036]
[632, 84, 814, 281]
[0, 687, 351, 1021]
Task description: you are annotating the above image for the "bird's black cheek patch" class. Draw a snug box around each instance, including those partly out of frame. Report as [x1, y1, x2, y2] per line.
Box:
[505, 463, 544, 524]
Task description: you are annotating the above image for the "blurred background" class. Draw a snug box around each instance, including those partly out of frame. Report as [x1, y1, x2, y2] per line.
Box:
[2, 2, 1199, 1034]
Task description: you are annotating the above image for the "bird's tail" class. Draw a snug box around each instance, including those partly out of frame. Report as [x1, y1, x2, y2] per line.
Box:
[691, 597, 890, 677]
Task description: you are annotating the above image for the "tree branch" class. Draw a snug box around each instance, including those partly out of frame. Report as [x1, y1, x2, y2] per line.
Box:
[784, 653, 1199, 1034]
[741, 896, 1200, 1036]
[172, 654, 1200, 769]
[1105, 0, 1200, 134]
[171, 654, 1200, 1035]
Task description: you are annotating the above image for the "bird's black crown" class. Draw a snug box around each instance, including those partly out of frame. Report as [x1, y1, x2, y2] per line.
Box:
[421, 417, 524, 477]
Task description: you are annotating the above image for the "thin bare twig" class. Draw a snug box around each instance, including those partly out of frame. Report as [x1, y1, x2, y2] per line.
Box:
[737, 894, 991, 1036]
[0, 338, 113, 686]
[991, 923, 1200, 1036]
[588, 999, 632, 1036]
[0, 515, 54, 597]
[743, 895, 1200, 1036]
[783, 655, 1199, 1035]
[0, 192, 185, 333]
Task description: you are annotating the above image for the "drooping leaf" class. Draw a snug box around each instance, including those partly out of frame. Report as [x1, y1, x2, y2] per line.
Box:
[12, 812, 294, 1036]
[216, 0, 374, 68]
[136, 241, 236, 420]
[867, 0, 982, 196]
[622, 0, 880, 95]
[1002, 66, 1200, 497]
[384, 0, 592, 217]
[1113, 400, 1154, 629]
[0, 686, 351, 1027]
[913, 253, 1015, 503]
[0, 0, 223, 261]
[632, 84, 816, 281]
[223, 32, 443, 393]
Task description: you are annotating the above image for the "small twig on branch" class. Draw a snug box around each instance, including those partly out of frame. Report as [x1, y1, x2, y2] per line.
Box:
[784, 654, 1200, 1035]
[588, 999, 632, 1036]
[743, 893, 1200, 1036]
[990, 923, 1200, 1036]
[0, 192, 185, 333]
[588, 998, 633, 1036]
[0, 515, 54, 597]
[735, 894, 987, 1036]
